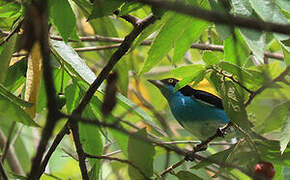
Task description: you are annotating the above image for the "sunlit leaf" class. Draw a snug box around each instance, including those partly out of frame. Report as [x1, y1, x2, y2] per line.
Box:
[280, 112, 290, 153]
[0, 94, 38, 127]
[49, 0, 76, 42]
[0, 33, 17, 82]
[140, 13, 192, 74]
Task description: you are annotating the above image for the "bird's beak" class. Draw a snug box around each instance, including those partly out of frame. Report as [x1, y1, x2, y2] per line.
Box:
[147, 79, 165, 89]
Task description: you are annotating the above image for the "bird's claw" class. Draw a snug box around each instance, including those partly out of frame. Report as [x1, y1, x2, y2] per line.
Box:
[216, 127, 226, 138]
[185, 151, 195, 161]
[196, 143, 208, 152]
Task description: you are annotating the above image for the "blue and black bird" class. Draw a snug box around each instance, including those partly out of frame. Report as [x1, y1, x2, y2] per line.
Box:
[148, 78, 230, 141]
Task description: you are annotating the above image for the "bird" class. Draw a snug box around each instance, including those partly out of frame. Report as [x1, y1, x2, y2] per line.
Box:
[148, 78, 230, 141]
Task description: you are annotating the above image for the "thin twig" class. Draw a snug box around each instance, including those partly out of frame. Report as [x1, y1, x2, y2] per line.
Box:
[48, 35, 284, 61]
[114, 10, 140, 27]
[245, 66, 290, 106]
[132, 0, 290, 35]
[211, 67, 254, 94]
[103, 150, 122, 157]
[159, 140, 233, 146]
[0, 161, 8, 180]
[85, 153, 150, 179]
[69, 120, 89, 180]
[158, 159, 186, 178]
[0, 20, 22, 46]
[1, 122, 16, 163]
[74, 44, 121, 52]
[0, 129, 24, 175]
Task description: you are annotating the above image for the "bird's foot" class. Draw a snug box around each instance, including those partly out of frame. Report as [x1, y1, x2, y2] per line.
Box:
[216, 127, 226, 138]
[185, 151, 195, 161]
[195, 143, 208, 152]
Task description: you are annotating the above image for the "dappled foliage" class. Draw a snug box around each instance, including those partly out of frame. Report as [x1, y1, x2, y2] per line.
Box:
[0, 0, 289, 179]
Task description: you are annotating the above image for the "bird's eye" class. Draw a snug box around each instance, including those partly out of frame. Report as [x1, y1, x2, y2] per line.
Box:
[168, 79, 174, 84]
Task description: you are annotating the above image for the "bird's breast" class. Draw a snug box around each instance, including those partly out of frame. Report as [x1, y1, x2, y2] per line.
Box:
[167, 94, 230, 140]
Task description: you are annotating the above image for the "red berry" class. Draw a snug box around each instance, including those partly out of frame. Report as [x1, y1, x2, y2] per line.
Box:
[253, 162, 275, 180]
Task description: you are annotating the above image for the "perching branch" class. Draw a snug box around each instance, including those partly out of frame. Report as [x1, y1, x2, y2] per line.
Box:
[76, 117, 250, 177]
[245, 66, 290, 107]
[131, 0, 290, 35]
[157, 122, 233, 178]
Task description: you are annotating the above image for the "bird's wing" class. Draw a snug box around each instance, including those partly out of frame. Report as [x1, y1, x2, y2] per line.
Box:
[180, 86, 224, 109]
[193, 90, 224, 109]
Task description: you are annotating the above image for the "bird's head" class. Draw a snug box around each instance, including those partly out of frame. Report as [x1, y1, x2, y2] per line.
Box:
[148, 78, 179, 99]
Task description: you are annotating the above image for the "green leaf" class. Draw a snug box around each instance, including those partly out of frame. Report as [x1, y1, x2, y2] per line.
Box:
[171, 64, 205, 78]
[4, 58, 27, 91]
[202, 51, 223, 65]
[261, 101, 290, 133]
[276, 0, 290, 13]
[282, 45, 290, 66]
[0, 33, 17, 83]
[88, 0, 124, 20]
[175, 171, 203, 180]
[65, 81, 103, 176]
[280, 112, 290, 153]
[209, 0, 231, 40]
[50, 39, 96, 84]
[210, 73, 251, 129]
[175, 70, 205, 92]
[192, 148, 232, 169]
[0, 2, 21, 18]
[232, 0, 265, 64]
[49, 0, 76, 42]
[119, 2, 144, 16]
[79, 121, 103, 174]
[65, 83, 81, 114]
[0, 83, 32, 107]
[140, 13, 192, 74]
[239, 29, 265, 64]
[0, 94, 38, 127]
[218, 61, 253, 81]
[173, 18, 209, 63]
[128, 128, 155, 179]
[131, 11, 172, 51]
[249, 0, 288, 24]
[224, 30, 250, 65]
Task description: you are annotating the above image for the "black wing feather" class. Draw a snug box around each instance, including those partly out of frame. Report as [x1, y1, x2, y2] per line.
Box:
[179, 85, 224, 109]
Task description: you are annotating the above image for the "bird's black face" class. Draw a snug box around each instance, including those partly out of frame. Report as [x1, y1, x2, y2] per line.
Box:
[160, 78, 179, 87]
[148, 78, 180, 99]
[147, 78, 179, 89]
